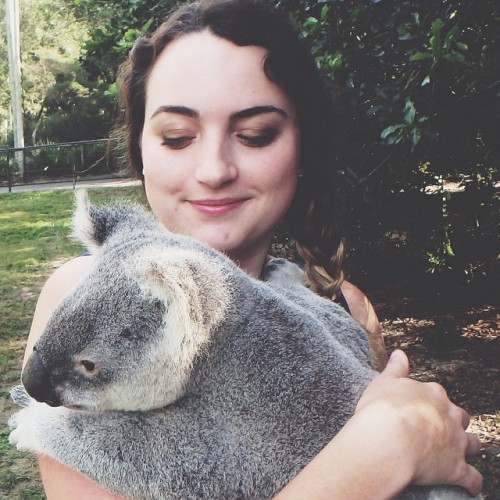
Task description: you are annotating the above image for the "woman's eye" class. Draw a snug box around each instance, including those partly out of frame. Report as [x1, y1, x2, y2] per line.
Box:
[237, 130, 279, 148]
[161, 136, 195, 150]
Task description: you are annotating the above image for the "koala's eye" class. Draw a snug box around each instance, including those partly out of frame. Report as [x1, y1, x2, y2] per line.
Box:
[81, 360, 96, 372]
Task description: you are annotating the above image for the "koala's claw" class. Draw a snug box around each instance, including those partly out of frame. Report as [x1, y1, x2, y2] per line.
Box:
[10, 385, 31, 408]
[7, 411, 22, 448]
[7, 411, 18, 430]
[8, 387, 30, 449]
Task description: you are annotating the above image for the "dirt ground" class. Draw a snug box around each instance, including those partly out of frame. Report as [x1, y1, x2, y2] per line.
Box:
[377, 297, 499, 499]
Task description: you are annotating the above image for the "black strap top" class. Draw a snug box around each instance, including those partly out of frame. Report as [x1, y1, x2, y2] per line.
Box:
[333, 289, 351, 315]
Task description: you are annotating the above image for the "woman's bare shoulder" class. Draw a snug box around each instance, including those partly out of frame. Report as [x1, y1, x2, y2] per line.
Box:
[340, 280, 388, 370]
[23, 255, 96, 366]
[42, 254, 95, 300]
[340, 280, 372, 324]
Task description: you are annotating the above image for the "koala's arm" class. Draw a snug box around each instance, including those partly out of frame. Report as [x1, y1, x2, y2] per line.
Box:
[22, 255, 124, 500]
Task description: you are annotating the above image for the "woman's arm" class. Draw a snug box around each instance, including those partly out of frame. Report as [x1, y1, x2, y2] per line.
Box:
[23, 256, 124, 500]
[274, 350, 482, 499]
[38, 458, 123, 500]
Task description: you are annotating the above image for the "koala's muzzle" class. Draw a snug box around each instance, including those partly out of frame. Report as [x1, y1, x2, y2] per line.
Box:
[22, 349, 62, 407]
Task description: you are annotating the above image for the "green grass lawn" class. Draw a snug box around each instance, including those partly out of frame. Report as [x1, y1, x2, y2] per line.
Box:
[0, 185, 145, 499]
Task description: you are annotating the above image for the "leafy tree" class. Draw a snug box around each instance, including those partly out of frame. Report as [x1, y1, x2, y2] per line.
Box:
[0, 1, 13, 144]
[52, 0, 499, 292]
[0, 0, 119, 145]
[274, 0, 498, 293]
[37, 0, 180, 140]
[65, 0, 178, 87]
[278, 0, 499, 188]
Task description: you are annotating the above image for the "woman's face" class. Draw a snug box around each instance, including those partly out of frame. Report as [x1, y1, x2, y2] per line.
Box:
[141, 31, 300, 273]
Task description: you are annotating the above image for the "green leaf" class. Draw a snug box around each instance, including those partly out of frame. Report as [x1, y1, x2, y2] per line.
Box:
[403, 98, 416, 125]
[444, 25, 459, 50]
[430, 18, 444, 52]
[141, 18, 154, 33]
[431, 18, 444, 37]
[320, 5, 330, 23]
[381, 124, 404, 140]
[303, 17, 319, 28]
[104, 82, 117, 97]
[123, 28, 139, 43]
[410, 127, 421, 150]
[410, 52, 432, 62]
[445, 242, 455, 257]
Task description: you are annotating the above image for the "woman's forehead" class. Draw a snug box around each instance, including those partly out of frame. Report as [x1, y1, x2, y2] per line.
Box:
[144, 31, 295, 117]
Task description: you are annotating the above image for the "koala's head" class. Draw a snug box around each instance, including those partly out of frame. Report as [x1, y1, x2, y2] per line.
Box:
[22, 192, 231, 412]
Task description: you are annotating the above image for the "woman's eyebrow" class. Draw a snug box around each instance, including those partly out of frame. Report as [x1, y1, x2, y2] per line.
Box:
[150, 104, 287, 120]
[231, 105, 288, 121]
[150, 105, 199, 119]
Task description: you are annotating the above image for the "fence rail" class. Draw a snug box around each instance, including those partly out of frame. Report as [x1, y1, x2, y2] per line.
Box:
[0, 139, 128, 192]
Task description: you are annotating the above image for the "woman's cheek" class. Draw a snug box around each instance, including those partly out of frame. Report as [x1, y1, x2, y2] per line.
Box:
[142, 145, 172, 182]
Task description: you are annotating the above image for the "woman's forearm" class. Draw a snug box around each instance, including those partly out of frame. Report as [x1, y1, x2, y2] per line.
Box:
[274, 409, 412, 500]
[38, 456, 123, 500]
[275, 350, 482, 499]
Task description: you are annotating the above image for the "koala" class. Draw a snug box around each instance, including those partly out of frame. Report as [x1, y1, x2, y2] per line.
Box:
[9, 192, 481, 500]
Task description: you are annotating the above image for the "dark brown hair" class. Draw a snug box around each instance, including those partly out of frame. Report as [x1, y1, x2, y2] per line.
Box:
[117, 0, 344, 296]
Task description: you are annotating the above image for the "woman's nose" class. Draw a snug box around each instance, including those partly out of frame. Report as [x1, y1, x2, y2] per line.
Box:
[194, 139, 237, 188]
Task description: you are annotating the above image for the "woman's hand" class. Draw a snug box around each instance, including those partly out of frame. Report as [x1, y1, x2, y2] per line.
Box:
[275, 350, 482, 500]
[356, 350, 483, 496]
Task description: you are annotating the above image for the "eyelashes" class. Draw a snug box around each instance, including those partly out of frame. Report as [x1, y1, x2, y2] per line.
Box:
[236, 129, 279, 148]
[161, 129, 280, 150]
[161, 136, 195, 150]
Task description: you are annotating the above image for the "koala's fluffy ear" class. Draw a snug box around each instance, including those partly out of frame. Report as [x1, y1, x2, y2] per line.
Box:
[73, 190, 137, 252]
[133, 244, 231, 337]
[72, 190, 112, 251]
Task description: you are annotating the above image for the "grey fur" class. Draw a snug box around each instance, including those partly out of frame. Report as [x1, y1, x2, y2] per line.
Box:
[9, 193, 481, 499]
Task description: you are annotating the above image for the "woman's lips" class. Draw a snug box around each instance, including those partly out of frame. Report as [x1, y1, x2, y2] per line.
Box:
[188, 198, 247, 215]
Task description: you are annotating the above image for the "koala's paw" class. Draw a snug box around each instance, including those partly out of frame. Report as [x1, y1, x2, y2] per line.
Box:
[10, 385, 32, 408]
[8, 398, 55, 454]
[262, 259, 305, 288]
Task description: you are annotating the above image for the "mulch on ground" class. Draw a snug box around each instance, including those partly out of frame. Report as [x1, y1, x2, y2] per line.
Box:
[377, 299, 499, 499]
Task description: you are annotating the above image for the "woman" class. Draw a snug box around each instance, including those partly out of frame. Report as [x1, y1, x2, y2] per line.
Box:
[24, 0, 482, 498]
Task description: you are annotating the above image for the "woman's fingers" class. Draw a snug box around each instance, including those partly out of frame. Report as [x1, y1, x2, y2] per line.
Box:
[460, 407, 470, 429]
[465, 432, 482, 456]
[459, 463, 484, 496]
[379, 349, 409, 379]
[356, 348, 484, 493]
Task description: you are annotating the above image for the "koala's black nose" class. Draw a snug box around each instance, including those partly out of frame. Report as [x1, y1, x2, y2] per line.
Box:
[22, 349, 62, 407]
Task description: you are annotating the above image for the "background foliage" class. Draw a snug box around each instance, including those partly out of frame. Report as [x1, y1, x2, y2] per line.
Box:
[0, 0, 97, 143]
[0, 0, 498, 297]
[279, 0, 499, 300]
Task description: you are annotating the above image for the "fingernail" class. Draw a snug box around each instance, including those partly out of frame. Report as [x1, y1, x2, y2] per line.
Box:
[389, 350, 404, 363]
